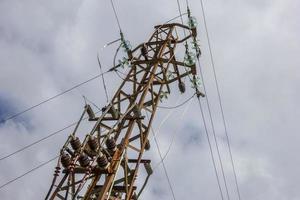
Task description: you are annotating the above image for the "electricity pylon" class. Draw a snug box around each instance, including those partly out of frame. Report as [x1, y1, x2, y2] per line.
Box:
[46, 22, 202, 200]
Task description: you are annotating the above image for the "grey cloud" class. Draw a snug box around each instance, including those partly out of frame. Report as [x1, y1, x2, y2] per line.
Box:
[1, 0, 300, 199]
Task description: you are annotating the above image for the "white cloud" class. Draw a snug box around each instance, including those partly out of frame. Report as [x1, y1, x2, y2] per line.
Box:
[0, 0, 299, 199]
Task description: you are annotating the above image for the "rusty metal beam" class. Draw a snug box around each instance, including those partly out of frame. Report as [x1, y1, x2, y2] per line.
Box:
[46, 22, 200, 200]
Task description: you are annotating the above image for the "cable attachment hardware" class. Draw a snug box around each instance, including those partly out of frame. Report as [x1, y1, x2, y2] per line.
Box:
[79, 153, 90, 167]
[120, 31, 132, 53]
[106, 137, 117, 153]
[167, 70, 175, 80]
[54, 166, 61, 177]
[141, 43, 149, 61]
[118, 57, 131, 68]
[187, 7, 198, 38]
[187, 7, 198, 29]
[70, 136, 81, 152]
[187, 15, 197, 30]
[61, 152, 72, 168]
[178, 81, 186, 93]
[144, 163, 153, 176]
[191, 75, 201, 89]
[159, 91, 169, 102]
[191, 75, 205, 98]
[133, 104, 142, 118]
[144, 139, 151, 151]
[97, 152, 109, 169]
[87, 135, 99, 152]
[191, 38, 201, 58]
[102, 105, 119, 119]
[184, 43, 196, 66]
[85, 104, 95, 120]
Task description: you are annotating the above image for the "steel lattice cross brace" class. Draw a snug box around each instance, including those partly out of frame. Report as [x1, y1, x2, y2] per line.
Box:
[46, 22, 201, 200]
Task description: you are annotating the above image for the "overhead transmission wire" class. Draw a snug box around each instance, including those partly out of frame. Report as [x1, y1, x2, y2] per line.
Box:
[97, 53, 110, 102]
[0, 155, 59, 190]
[157, 93, 195, 110]
[197, 60, 231, 200]
[198, 0, 242, 199]
[185, 0, 190, 7]
[0, 122, 73, 162]
[0, 110, 100, 162]
[196, 97, 225, 200]
[110, 0, 122, 31]
[151, 96, 183, 139]
[84, 96, 102, 112]
[138, 96, 192, 200]
[0, 38, 120, 162]
[146, 112, 176, 200]
[180, 67, 227, 200]
[0, 37, 119, 123]
[0, 37, 119, 125]
[185, 3, 231, 197]
[153, 97, 192, 170]
[175, 0, 185, 27]
[97, 38, 121, 102]
[0, 30, 119, 191]
[96, 35, 121, 104]
[0, 73, 108, 124]
[0, 103, 101, 189]
[173, 0, 226, 199]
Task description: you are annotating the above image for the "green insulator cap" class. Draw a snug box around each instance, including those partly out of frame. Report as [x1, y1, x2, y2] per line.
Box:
[188, 16, 197, 29]
[191, 76, 201, 89]
[121, 40, 132, 52]
[118, 57, 131, 68]
[159, 91, 169, 102]
[191, 39, 200, 48]
[184, 51, 196, 66]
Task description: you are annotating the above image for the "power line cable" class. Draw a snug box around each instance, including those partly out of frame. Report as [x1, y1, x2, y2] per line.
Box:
[103, 38, 121, 48]
[175, 51, 229, 200]
[173, 1, 234, 199]
[175, 0, 188, 38]
[0, 38, 119, 124]
[0, 72, 108, 124]
[169, 8, 226, 199]
[84, 96, 102, 112]
[97, 53, 109, 102]
[0, 124, 73, 162]
[0, 155, 58, 190]
[138, 97, 183, 199]
[175, 0, 185, 25]
[0, 110, 100, 162]
[110, 0, 122, 31]
[96, 38, 121, 103]
[185, 0, 190, 8]
[153, 98, 192, 170]
[198, 1, 242, 199]
[197, 58, 231, 200]
[158, 93, 195, 109]
[149, 96, 183, 142]
[196, 97, 225, 200]
[146, 113, 176, 200]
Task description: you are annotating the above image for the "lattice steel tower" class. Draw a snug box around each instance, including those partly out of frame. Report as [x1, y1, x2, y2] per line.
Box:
[46, 21, 203, 200]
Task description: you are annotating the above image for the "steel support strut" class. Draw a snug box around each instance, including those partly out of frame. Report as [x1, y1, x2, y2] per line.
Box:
[46, 23, 200, 200]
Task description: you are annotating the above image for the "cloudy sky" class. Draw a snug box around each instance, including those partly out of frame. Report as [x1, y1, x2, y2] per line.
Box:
[0, 0, 300, 199]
